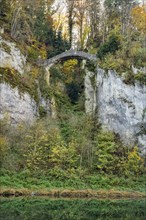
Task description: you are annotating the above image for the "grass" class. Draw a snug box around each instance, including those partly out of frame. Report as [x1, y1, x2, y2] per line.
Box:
[0, 172, 145, 197]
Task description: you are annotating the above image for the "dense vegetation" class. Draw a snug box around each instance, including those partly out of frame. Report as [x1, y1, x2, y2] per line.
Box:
[0, 62, 145, 191]
[0, 0, 70, 60]
[0, 0, 145, 191]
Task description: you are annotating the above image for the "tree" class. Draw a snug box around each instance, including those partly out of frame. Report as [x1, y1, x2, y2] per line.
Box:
[0, 0, 12, 32]
[49, 141, 78, 171]
[131, 5, 146, 34]
[0, 0, 55, 43]
[97, 33, 121, 59]
[104, 0, 138, 36]
[33, 7, 54, 43]
[88, 0, 100, 42]
[25, 119, 62, 172]
[126, 147, 145, 176]
[66, 0, 91, 49]
[66, 0, 76, 47]
[10, 1, 33, 42]
[75, 0, 89, 49]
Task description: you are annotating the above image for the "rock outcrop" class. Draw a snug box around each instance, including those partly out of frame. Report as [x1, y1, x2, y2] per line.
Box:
[85, 67, 146, 155]
[0, 36, 26, 74]
[0, 83, 37, 124]
[84, 69, 97, 114]
[0, 37, 51, 124]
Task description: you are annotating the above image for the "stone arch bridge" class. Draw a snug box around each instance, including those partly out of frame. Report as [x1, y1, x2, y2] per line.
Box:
[37, 50, 97, 67]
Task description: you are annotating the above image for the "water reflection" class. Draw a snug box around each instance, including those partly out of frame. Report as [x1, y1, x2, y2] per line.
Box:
[0, 197, 145, 220]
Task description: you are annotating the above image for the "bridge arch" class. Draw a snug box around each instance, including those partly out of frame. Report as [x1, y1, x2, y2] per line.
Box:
[37, 50, 97, 67]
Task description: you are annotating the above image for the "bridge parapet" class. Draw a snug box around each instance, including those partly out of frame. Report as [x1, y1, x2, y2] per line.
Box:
[37, 50, 97, 67]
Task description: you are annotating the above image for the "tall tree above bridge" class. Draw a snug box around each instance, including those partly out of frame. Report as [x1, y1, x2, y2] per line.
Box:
[66, 0, 76, 47]
[104, 0, 139, 35]
[75, 0, 89, 49]
[88, 0, 100, 42]
[66, 0, 101, 50]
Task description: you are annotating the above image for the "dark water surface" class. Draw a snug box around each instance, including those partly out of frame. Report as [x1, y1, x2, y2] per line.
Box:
[0, 197, 145, 220]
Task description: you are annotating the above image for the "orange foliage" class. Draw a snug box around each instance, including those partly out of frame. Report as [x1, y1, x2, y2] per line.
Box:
[131, 5, 146, 34]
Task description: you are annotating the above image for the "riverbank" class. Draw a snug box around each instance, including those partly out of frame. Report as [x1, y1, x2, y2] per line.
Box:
[1, 172, 146, 199]
[0, 188, 146, 199]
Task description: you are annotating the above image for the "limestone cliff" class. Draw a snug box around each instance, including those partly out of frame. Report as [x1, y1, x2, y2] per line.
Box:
[84, 67, 146, 155]
[0, 37, 51, 124]
[0, 36, 26, 74]
[0, 83, 37, 124]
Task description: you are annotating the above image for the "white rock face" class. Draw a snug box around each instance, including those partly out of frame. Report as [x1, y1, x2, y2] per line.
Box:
[84, 69, 97, 114]
[39, 97, 51, 115]
[0, 37, 26, 74]
[0, 37, 37, 124]
[0, 37, 52, 124]
[84, 66, 146, 154]
[95, 67, 146, 155]
[0, 83, 37, 124]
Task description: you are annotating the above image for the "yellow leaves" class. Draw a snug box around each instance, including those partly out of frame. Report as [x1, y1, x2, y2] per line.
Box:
[49, 140, 78, 169]
[0, 135, 9, 154]
[63, 59, 78, 72]
[39, 44, 47, 59]
[51, 147, 60, 156]
[27, 40, 47, 61]
[24, 120, 65, 171]
[4, 67, 16, 75]
[126, 146, 145, 176]
[52, 12, 68, 38]
[50, 144, 66, 163]
[62, 59, 78, 83]
[131, 5, 146, 34]
[29, 67, 39, 79]
[128, 147, 142, 163]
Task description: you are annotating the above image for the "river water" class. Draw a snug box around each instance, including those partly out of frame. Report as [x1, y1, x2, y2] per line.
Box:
[0, 197, 145, 220]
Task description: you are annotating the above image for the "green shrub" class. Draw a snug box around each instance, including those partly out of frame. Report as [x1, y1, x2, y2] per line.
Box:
[27, 46, 39, 62]
[134, 72, 146, 84]
[97, 34, 121, 59]
[0, 42, 11, 53]
[123, 71, 135, 84]
[94, 131, 118, 173]
[125, 147, 145, 177]
[131, 47, 146, 67]
[98, 53, 125, 72]
[85, 60, 97, 72]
